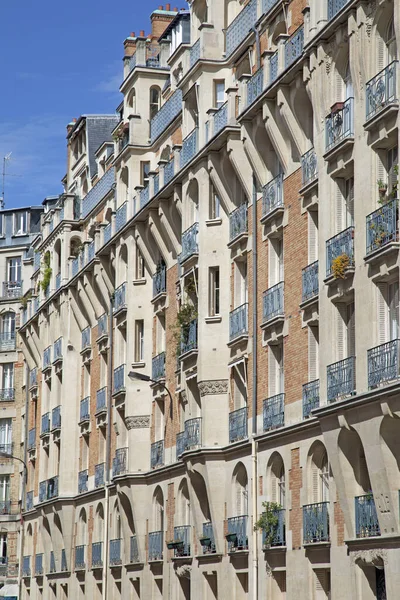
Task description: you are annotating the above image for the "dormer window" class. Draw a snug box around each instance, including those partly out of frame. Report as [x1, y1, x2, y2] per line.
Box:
[13, 212, 27, 236]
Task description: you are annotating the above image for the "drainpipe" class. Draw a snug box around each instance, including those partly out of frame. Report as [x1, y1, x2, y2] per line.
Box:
[18, 363, 30, 600]
[251, 176, 258, 600]
[102, 294, 114, 600]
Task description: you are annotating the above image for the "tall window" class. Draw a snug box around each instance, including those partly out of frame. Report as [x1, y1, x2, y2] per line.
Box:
[135, 320, 144, 363]
[141, 162, 151, 187]
[209, 187, 221, 219]
[335, 177, 354, 232]
[1, 313, 15, 337]
[13, 212, 27, 235]
[0, 419, 12, 453]
[0, 534, 7, 564]
[7, 257, 21, 283]
[2, 364, 14, 391]
[269, 344, 284, 396]
[387, 146, 398, 196]
[234, 261, 247, 307]
[378, 281, 399, 343]
[0, 476, 10, 512]
[135, 246, 145, 279]
[156, 315, 166, 354]
[149, 87, 161, 120]
[337, 302, 355, 359]
[209, 267, 220, 316]
[269, 237, 284, 286]
[214, 80, 225, 109]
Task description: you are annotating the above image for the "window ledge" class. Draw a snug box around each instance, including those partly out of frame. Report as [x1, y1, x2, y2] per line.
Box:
[133, 279, 147, 286]
[205, 218, 222, 227]
[205, 316, 222, 323]
[131, 362, 145, 369]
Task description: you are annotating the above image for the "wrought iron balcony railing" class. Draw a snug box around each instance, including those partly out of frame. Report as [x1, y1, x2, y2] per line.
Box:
[153, 172, 159, 195]
[164, 157, 175, 185]
[151, 440, 164, 469]
[153, 263, 166, 297]
[109, 538, 122, 566]
[81, 327, 90, 351]
[366, 61, 398, 120]
[202, 521, 216, 554]
[301, 147, 318, 187]
[214, 101, 228, 136]
[247, 68, 264, 106]
[114, 364, 125, 394]
[190, 39, 200, 68]
[185, 417, 201, 450]
[112, 447, 128, 478]
[41, 412, 50, 435]
[229, 303, 248, 341]
[181, 128, 198, 168]
[302, 380, 320, 418]
[78, 470, 88, 494]
[261, 508, 285, 547]
[35, 553, 43, 575]
[116, 201, 127, 232]
[229, 204, 248, 241]
[149, 531, 163, 561]
[71, 256, 79, 277]
[53, 337, 62, 362]
[0, 388, 14, 402]
[91, 542, 103, 568]
[176, 431, 186, 460]
[326, 226, 354, 277]
[81, 167, 115, 218]
[52, 405, 61, 429]
[303, 502, 329, 543]
[263, 393, 285, 431]
[75, 545, 85, 570]
[262, 174, 283, 218]
[229, 407, 247, 443]
[270, 51, 278, 84]
[95, 463, 105, 488]
[22, 556, 31, 577]
[227, 515, 248, 551]
[152, 352, 166, 381]
[225, 0, 257, 57]
[262, 0, 279, 12]
[302, 261, 319, 302]
[180, 222, 199, 264]
[366, 198, 398, 255]
[173, 525, 191, 557]
[0, 501, 11, 515]
[28, 428, 36, 450]
[284, 26, 304, 69]
[263, 282, 284, 322]
[139, 185, 149, 209]
[80, 397, 90, 422]
[88, 240, 95, 262]
[103, 222, 112, 244]
[327, 356, 356, 402]
[43, 346, 51, 369]
[355, 494, 380, 538]
[2, 281, 22, 299]
[26, 491, 33, 511]
[96, 387, 107, 413]
[328, 0, 351, 19]
[180, 319, 198, 355]
[97, 313, 108, 338]
[130, 535, 140, 563]
[150, 90, 183, 144]
[325, 97, 354, 152]
[368, 339, 400, 389]
[0, 333, 15, 351]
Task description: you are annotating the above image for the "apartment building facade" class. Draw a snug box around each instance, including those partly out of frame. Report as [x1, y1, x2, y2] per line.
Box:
[17, 0, 399, 599]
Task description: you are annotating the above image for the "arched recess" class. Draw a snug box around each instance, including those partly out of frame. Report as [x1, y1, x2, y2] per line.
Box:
[160, 145, 171, 162]
[119, 491, 136, 535]
[189, 470, 211, 522]
[187, 178, 199, 226]
[54, 238, 62, 278]
[380, 416, 400, 490]
[150, 86, 161, 120]
[111, 500, 122, 541]
[292, 82, 314, 149]
[25, 524, 33, 555]
[118, 243, 128, 283]
[177, 479, 190, 526]
[307, 441, 330, 504]
[332, 40, 352, 102]
[271, 20, 287, 46]
[375, 12, 397, 73]
[338, 427, 371, 496]
[267, 452, 286, 507]
[94, 503, 104, 543]
[120, 166, 129, 203]
[76, 508, 87, 546]
[152, 486, 164, 532]
[69, 235, 83, 258]
[232, 462, 248, 516]
[127, 88, 136, 114]
[52, 512, 64, 556]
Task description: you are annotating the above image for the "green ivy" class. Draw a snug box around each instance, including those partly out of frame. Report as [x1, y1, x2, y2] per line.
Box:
[40, 251, 52, 292]
[254, 501, 282, 546]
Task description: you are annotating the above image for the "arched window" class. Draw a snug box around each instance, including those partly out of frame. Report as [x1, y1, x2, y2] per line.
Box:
[232, 463, 248, 516]
[1, 312, 15, 337]
[150, 87, 161, 120]
[269, 453, 285, 508]
[177, 480, 190, 526]
[153, 486, 164, 532]
[309, 444, 330, 504]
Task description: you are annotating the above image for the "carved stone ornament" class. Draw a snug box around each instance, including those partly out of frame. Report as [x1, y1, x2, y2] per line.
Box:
[124, 415, 151, 430]
[175, 564, 192, 579]
[198, 380, 229, 397]
[350, 549, 388, 567]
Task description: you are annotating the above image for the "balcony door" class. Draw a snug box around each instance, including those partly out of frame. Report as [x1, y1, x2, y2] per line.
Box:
[7, 257, 21, 283]
[0, 476, 10, 509]
[378, 281, 399, 344]
[0, 419, 12, 453]
[1, 313, 15, 337]
[2, 365, 13, 391]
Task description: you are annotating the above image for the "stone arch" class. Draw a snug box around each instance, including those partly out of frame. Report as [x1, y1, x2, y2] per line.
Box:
[307, 440, 330, 504]
[177, 478, 190, 526]
[76, 508, 87, 546]
[94, 502, 104, 543]
[119, 491, 136, 535]
[152, 486, 164, 532]
[379, 415, 400, 490]
[232, 462, 248, 516]
[267, 452, 286, 507]
[338, 427, 371, 498]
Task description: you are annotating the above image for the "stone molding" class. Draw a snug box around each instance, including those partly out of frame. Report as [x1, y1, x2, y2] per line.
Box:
[124, 415, 151, 429]
[198, 379, 228, 396]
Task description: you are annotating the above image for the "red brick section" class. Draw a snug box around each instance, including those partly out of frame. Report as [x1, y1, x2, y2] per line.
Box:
[283, 168, 308, 405]
[289, 0, 307, 34]
[171, 127, 183, 147]
[89, 324, 101, 477]
[163, 264, 178, 450]
[166, 482, 175, 557]
[334, 501, 345, 546]
[289, 447, 303, 549]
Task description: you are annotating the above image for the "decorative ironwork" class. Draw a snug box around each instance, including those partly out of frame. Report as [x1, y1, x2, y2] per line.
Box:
[153, 173, 160, 196]
[43, 346, 51, 369]
[176, 431, 186, 460]
[366, 198, 398, 255]
[227, 515, 248, 551]
[35, 553, 43, 575]
[229, 204, 248, 241]
[229, 303, 248, 341]
[95, 463, 105, 488]
[181, 128, 198, 167]
[0, 388, 14, 402]
[140, 185, 149, 209]
[185, 417, 201, 450]
[88, 240, 95, 262]
[173, 525, 191, 557]
[263, 282, 284, 322]
[262, 0, 279, 13]
[270, 51, 278, 83]
[262, 173, 284, 217]
[302, 380, 320, 418]
[53, 337, 62, 362]
[41, 412, 50, 435]
[80, 397, 90, 422]
[301, 148, 318, 186]
[214, 101, 228, 135]
[355, 495, 380, 538]
[116, 202, 127, 232]
[326, 97, 354, 151]
[114, 282, 127, 313]
[261, 508, 285, 547]
[285, 26, 304, 69]
[81, 167, 115, 218]
[92, 542, 103, 568]
[303, 502, 330, 543]
[247, 68, 264, 106]
[109, 538, 122, 565]
[229, 407, 247, 443]
[302, 261, 319, 302]
[114, 364, 125, 394]
[130, 535, 140, 562]
[366, 61, 398, 120]
[112, 447, 128, 477]
[103, 222, 112, 244]
[26, 491, 33, 511]
[368, 339, 400, 388]
[96, 387, 107, 413]
[180, 319, 198, 355]
[71, 257, 79, 277]
[327, 356, 356, 402]
[263, 393, 285, 431]
[81, 327, 90, 350]
[2, 281, 22, 299]
[190, 39, 200, 68]
[150, 90, 183, 144]
[326, 226, 354, 277]
[55, 272, 61, 290]
[152, 352, 166, 381]
[328, 0, 350, 19]
[153, 262, 166, 297]
[225, 0, 257, 57]
[97, 313, 108, 338]
[180, 222, 198, 263]
[75, 545, 85, 570]
[163, 157, 175, 185]
[78, 470, 88, 494]
[52, 406, 61, 429]
[151, 440, 164, 469]
[202, 522, 216, 554]
[148, 531, 163, 561]
[29, 368, 37, 388]
[28, 428, 36, 450]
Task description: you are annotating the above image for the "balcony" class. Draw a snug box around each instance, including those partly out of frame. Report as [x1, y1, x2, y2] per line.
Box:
[229, 303, 248, 343]
[171, 525, 191, 557]
[201, 522, 216, 554]
[80, 397, 90, 423]
[327, 356, 356, 402]
[151, 440, 164, 469]
[366, 61, 398, 122]
[262, 282, 284, 325]
[270, 51, 278, 84]
[0, 501, 11, 515]
[52, 405, 61, 430]
[176, 431, 186, 460]
[26, 491, 33, 511]
[355, 495, 380, 538]
[302, 262, 319, 304]
[43, 346, 51, 372]
[163, 157, 175, 185]
[366, 198, 398, 257]
[116, 202, 127, 232]
[229, 204, 248, 243]
[226, 515, 248, 552]
[82, 167, 115, 218]
[302, 380, 320, 418]
[263, 393, 284, 432]
[261, 508, 286, 548]
[41, 412, 50, 437]
[181, 128, 198, 168]
[0, 388, 14, 402]
[303, 502, 330, 544]
[112, 447, 128, 478]
[0, 333, 15, 351]
[96, 386, 107, 414]
[130, 535, 140, 563]
[39, 477, 59, 503]
[91, 542, 103, 569]
[109, 538, 122, 566]
[213, 101, 228, 136]
[53, 337, 63, 368]
[22, 556, 31, 577]
[325, 227, 354, 279]
[179, 222, 198, 264]
[225, 0, 257, 57]
[2, 281, 22, 299]
[113, 364, 125, 396]
[28, 428, 36, 450]
[301, 148, 318, 189]
[325, 97, 354, 154]
[75, 545, 85, 570]
[149, 531, 163, 561]
[229, 407, 247, 443]
[368, 339, 400, 389]
[139, 185, 149, 209]
[97, 313, 108, 340]
[247, 68, 264, 107]
[189, 39, 200, 69]
[153, 263, 166, 298]
[152, 352, 166, 381]
[103, 222, 112, 244]
[185, 417, 201, 451]
[180, 319, 198, 357]
[78, 470, 88, 494]
[150, 89, 183, 144]
[81, 327, 91, 351]
[328, 0, 350, 19]
[261, 174, 284, 224]
[35, 553, 43, 576]
[95, 463, 105, 488]
[284, 26, 304, 69]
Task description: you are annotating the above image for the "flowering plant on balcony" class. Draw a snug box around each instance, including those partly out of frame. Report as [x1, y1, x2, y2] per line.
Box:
[254, 501, 282, 546]
[39, 251, 52, 293]
[332, 253, 350, 279]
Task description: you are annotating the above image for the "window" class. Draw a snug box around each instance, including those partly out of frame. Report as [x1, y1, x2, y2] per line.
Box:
[135, 320, 144, 363]
[135, 246, 145, 279]
[141, 162, 151, 187]
[209, 187, 221, 219]
[308, 326, 319, 381]
[2, 364, 14, 391]
[378, 281, 399, 343]
[387, 146, 398, 196]
[269, 238, 284, 286]
[0, 534, 7, 565]
[14, 211, 27, 235]
[268, 344, 284, 395]
[1, 313, 15, 336]
[335, 177, 354, 232]
[209, 267, 220, 316]
[308, 212, 318, 263]
[156, 315, 166, 354]
[0, 476, 10, 511]
[0, 419, 12, 453]
[149, 87, 161, 120]
[7, 257, 21, 283]
[337, 302, 355, 359]
[214, 80, 225, 109]
[234, 261, 247, 307]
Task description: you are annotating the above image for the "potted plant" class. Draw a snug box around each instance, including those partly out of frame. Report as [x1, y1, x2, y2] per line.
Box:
[331, 253, 350, 279]
[199, 536, 212, 547]
[225, 532, 237, 544]
[254, 501, 282, 548]
[166, 539, 183, 550]
[377, 179, 388, 199]
[330, 101, 345, 114]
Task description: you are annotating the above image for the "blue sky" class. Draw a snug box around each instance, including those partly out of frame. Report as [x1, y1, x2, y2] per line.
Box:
[0, 0, 172, 208]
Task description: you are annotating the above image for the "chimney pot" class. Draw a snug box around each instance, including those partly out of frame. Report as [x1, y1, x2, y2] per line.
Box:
[159, 5, 163, 9]
[140, 29, 145, 37]
[130, 32, 135, 37]
[166, 3, 171, 10]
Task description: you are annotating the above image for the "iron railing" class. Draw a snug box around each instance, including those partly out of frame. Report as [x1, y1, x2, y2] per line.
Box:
[301, 148, 318, 186]
[214, 101, 228, 135]
[153, 263, 166, 297]
[35, 553, 43, 575]
[185, 417, 201, 450]
[139, 185, 149, 209]
[229, 303, 248, 341]
[0, 388, 14, 402]
[366, 198, 398, 255]
[109, 538, 122, 565]
[78, 470, 88, 494]
[284, 26, 304, 69]
[181, 128, 198, 168]
[366, 61, 398, 120]
[173, 525, 191, 557]
[52, 405, 61, 429]
[262, 174, 284, 218]
[302, 261, 319, 302]
[28, 428, 36, 450]
[229, 407, 247, 443]
[114, 282, 127, 314]
[247, 68, 264, 106]
[326, 97, 354, 152]
[95, 463, 105, 488]
[22, 556, 31, 577]
[88, 240, 95, 262]
[43, 346, 51, 369]
[114, 364, 125, 394]
[202, 522, 216, 554]
[328, 0, 351, 19]
[225, 0, 257, 57]
[326, 226, 354, 277]
[39, 481, 47, 503]
[263, 393, 285, 431]
[0, 501, 11, 515]
[176, 431, 186, 460]
[96, 387, 107, 413]
[112, 447, 128, 477]
[327, 356, 356, 402]
[261, 508, 285, 547]
[303, 502, 330, 543]
[75, 545, 85, 570]
[53, 337, 62, 362]
[71, 257, 79, 277]
[153, 173, 160, 195]
[229, 204, 248, 241]
[148, 531, 163, 561]
[368, 339, 400, 389]
[81, 167, 115, 218]
[270, 51, 278, 83]
[41, 412, 50, 435]
[91, 542, 103, 568]
[151, 440, 164, 469]
[180, 222, 198, 264]
[355, 495, 380, 538]
[152, 352, 166, 381]
[164, 157, 175, 185]
[0, 333, 15, 351]
[26, 491, 33, 511]
[190, 39, 200, 68]
[302, 380, 320, 418]
[103, 223, 112, 244]
[97, 313, 108, 338]
[180, 319, 198, 355]
[150, 89, 183, 144]
[227, 515, 248, 551]
[116, 202, 127, 232]
[130, 535, 140, 563]
[263, 282, 284, 322]
[80, 397, 90, 422]
[81, 327, 90, 350]
[2, 281, 22, 298]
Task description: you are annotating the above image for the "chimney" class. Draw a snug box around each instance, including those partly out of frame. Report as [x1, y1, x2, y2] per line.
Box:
[139, 29, 145, 37]
[130, 32, 135, 37]
[166, 3, 170, 10]
[158, 5, 163, 8]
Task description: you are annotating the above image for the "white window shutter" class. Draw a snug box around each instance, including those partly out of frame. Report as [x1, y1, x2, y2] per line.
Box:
[312, 462, 320, 504]
[347, 302, 356, 357]
[337, 304, 346, 361]
[268, 348, 277, 396]
[388, 146, 398, 195]
[308, 326, 319, 381]
[389, 281, 399, 340]
[308, 212, 318, 263]
[335, 179, 344, 233]
[377, 36, 386, 71]
[345, 177, 354, 227]
[335, 71, 344, 101]
[377, 283, 388, 345]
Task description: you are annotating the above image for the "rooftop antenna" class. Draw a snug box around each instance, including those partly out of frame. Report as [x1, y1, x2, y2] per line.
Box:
[1, 153, 12, 210]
